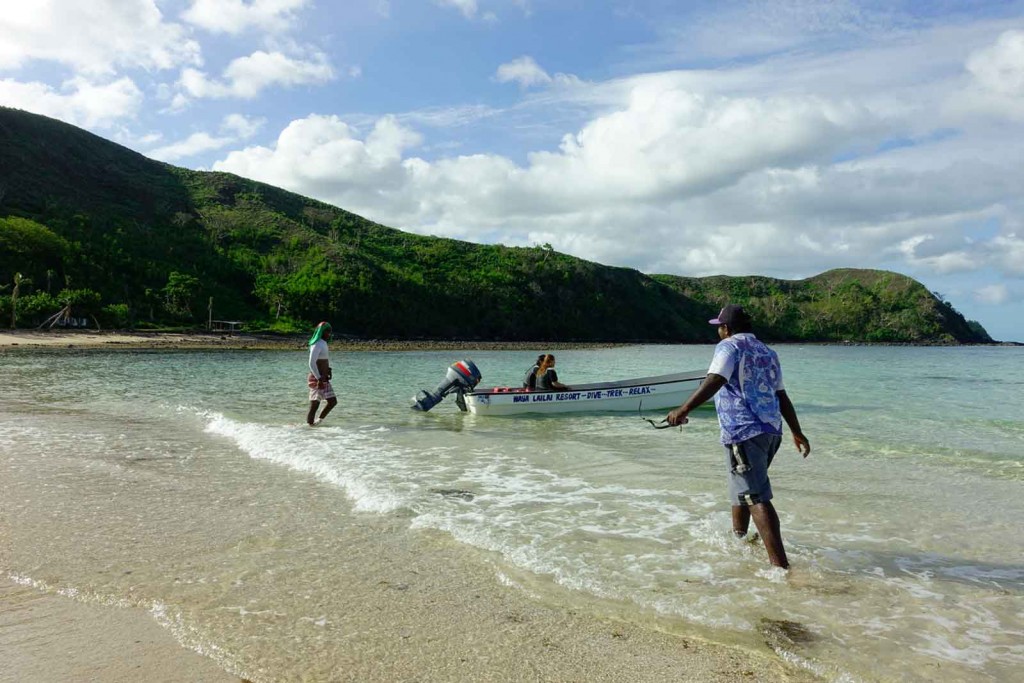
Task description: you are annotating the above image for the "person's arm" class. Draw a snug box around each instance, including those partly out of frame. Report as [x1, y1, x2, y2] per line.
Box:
[316, 359, 331, 384]
[777, 390, 810, 457]
[309, 345, 320, 379]
[309, 342, 331, 384]
[667, 373, 727, 426]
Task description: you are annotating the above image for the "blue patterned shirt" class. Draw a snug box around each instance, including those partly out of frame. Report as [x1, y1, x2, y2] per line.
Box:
[707, 333, 785, 444]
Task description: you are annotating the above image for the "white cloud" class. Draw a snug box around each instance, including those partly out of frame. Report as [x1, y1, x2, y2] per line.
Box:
[957, 30, 1024, 121]
[149, 132, 234, 162]
[146, 114, 267, 162]
[989, 233, 1024, 276]
[0, 0, 200, 75]
[170, 93, 191, 111]
[900, 237, 982, 274]
[513, 0, 532, 17]
[0, 77, 143, 128]
[494, 56, 581, 90]
[182, 0, 311, 34]
[437, 0, 478, 19]
[519, 82, 882, 205]
[967, 30, 1024, 97]
[395, 104, 500, 129]
[208, 83, 884, 234]
[178, 51, 333, 100]
[495, 56, 551, 88]
[221, 113, 265, 139]
[644, 0, 899, 65]
[214, 114, 422, 198]
[974, 283, 1010, 304]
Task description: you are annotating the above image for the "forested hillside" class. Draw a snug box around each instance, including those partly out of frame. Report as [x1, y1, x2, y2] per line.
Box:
[0, 107, 992, 343]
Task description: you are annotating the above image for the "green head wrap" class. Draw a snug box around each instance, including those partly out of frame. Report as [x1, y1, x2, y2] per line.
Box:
[308, 321, 332, 346]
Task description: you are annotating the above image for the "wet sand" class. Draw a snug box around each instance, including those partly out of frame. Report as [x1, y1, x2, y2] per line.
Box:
[0, 579, 239, 683]
[1, 534, 817, 683]
[0, 449, 821, 683]
[0, 479, 822, 683]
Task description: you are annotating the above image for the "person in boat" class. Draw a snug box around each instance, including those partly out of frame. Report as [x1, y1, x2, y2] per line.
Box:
[523, 354, 544, 389]
[666, 304, 810, 569]
[306, 321, 338, 425]
[535, 354, 571, 391]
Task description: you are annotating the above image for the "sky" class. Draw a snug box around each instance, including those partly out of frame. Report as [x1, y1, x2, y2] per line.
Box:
[2, 1, 1023, 341]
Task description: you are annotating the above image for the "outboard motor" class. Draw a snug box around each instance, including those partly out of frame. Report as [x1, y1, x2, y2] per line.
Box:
[411, 360, 483, 412]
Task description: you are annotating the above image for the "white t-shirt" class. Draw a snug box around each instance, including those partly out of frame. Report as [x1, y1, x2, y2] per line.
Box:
[308, 340, 329, 378]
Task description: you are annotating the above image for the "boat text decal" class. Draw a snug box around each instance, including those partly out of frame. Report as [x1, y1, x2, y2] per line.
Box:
[511, 386, 654, 403]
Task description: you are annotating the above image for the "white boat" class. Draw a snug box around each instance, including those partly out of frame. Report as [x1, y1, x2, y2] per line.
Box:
[463, 370, 707, 416]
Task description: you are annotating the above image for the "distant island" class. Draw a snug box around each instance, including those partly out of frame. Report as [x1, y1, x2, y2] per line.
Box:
[0, 106, 992, 344]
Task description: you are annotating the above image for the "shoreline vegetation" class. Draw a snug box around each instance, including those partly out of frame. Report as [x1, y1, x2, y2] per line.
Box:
[0, 329, 1017, 352]
[0, 329, 1015, 352]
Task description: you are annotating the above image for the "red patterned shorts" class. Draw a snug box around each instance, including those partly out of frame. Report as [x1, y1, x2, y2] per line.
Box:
[307, 373, 336, 401]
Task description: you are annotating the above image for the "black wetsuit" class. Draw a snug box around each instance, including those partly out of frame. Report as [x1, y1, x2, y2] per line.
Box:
[523, 365, 539, 389]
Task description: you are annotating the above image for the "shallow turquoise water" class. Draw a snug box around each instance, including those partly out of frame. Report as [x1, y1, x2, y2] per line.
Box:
[2, 344, 1022, 681]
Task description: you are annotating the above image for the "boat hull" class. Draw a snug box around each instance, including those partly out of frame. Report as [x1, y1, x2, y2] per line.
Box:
[464, 371, 705, 416]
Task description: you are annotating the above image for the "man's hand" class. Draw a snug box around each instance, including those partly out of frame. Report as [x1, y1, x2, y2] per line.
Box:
[792, 431, 810, 457]
[666, 407, 689, 426]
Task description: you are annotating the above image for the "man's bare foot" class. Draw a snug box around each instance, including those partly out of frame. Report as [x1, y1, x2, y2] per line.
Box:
[734, 530, 760, 543]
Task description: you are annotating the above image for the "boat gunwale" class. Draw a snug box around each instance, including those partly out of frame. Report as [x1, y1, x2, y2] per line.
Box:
[467, 369, 706, 397]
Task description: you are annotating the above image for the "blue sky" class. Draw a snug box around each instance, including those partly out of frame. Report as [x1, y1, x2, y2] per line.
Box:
[2, 1, 1024, 340]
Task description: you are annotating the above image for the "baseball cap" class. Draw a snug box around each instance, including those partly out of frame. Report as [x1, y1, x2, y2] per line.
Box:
[708, 304, 750, 326]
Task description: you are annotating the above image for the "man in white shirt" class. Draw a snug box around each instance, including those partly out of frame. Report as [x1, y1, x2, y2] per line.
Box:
[307, 321, 338, 425]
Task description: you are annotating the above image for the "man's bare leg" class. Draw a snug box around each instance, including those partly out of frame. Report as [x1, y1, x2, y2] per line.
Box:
[749, 501, 789, 568]
[732, 505, 751, 536]
[318, 396, 338, 422]
[307, 401, 320, 425]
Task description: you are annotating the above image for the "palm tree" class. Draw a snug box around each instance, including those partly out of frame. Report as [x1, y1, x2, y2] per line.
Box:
[11, 272, 30, 329]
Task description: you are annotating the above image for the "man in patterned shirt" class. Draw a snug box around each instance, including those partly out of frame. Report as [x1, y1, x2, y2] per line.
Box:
[667, 304, 810, 569]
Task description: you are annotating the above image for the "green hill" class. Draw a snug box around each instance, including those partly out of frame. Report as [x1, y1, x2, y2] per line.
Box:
[0, 107, 992, 343]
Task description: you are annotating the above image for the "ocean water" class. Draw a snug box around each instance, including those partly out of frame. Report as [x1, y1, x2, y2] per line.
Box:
[1, 344, 1023, 681]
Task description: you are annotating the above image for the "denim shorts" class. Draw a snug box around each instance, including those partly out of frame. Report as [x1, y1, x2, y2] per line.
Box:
[724, 432, 782, 506]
